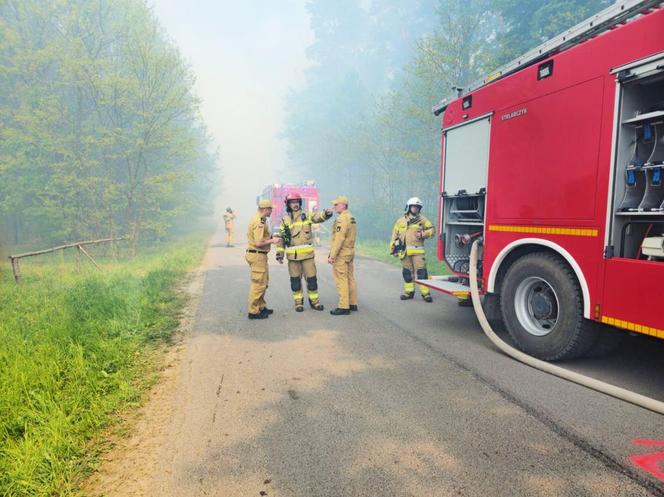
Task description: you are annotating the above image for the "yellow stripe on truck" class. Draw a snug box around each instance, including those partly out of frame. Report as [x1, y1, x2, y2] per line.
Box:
[488, 225, 598, 237]
[601, 315, 664, 339]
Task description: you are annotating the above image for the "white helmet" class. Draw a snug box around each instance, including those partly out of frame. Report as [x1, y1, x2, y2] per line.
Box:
[406, 197, 423, 210]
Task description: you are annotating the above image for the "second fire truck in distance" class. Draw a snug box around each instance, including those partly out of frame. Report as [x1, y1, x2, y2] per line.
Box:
[259, 181, 320, 222]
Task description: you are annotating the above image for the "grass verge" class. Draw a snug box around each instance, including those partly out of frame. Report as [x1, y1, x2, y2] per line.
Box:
[0, 236, 207, 496]
[356, 239, 449, 275]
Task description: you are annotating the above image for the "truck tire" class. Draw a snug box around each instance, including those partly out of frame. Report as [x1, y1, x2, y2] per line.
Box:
[500, 253, 598, 361]
[482, 292, 506, 334]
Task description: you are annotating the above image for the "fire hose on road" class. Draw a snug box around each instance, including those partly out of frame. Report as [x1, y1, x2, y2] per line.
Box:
[468, 240, 664, 416]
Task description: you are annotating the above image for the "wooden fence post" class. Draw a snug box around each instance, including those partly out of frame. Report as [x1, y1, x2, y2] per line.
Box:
[75, 245, 81, 272]
[10, 257, 21, 284]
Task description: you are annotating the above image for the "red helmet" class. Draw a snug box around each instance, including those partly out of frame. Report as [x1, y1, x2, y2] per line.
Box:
[285, 193, 302, 204]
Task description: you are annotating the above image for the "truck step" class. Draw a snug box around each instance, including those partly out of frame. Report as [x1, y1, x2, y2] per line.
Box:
[416, 276, 470, 298]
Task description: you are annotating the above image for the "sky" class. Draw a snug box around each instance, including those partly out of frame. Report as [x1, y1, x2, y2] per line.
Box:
[151, 0, 314, 224]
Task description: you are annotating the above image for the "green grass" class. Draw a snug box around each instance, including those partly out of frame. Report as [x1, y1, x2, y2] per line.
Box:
[356, 239, 450, 276]
[0, 237, 207, 496]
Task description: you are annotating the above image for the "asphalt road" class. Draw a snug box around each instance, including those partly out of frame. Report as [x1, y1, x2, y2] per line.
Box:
[143, 234, 663, 497]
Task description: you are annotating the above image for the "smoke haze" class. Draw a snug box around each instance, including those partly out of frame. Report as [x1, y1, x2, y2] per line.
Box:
[152, 0, 314, 226]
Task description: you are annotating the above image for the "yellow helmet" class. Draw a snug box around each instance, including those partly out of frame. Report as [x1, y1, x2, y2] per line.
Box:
[330, 195, 349, 206]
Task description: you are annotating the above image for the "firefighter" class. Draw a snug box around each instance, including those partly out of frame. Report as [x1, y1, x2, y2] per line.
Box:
[328, 195, 358, 315]
[223, 207, 236, 247]
[246, 199, 280, 319]
[276, 193, 333, 312]
[390, 197, 434, 302]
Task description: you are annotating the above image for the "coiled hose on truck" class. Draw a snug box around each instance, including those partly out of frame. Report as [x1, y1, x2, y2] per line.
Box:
[468, 240, 664, 415]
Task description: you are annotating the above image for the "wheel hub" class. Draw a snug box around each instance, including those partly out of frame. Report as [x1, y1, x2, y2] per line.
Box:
[531, 291, 553, 319]
[513, 277, 560, 337]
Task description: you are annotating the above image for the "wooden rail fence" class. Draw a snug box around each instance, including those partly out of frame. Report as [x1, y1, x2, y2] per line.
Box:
[8, 237, 126, 284]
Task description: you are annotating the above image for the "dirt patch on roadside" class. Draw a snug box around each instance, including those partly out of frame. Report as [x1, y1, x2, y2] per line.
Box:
[82, 242, 213, 497]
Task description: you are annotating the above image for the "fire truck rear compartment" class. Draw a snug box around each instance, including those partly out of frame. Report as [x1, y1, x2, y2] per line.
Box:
[441, 116, 490, 273]
[611, 63, 664, 259]
[444, 193, 485, 273]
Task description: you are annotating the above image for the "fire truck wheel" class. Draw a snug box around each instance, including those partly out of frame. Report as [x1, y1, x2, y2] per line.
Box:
[500, 252, 598, 361]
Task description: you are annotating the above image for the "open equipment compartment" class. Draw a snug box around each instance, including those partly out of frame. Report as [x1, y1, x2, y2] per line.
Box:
[441, 115, 491, 273]
[443, 191, 485, 273]
[610, 53, 664, 259]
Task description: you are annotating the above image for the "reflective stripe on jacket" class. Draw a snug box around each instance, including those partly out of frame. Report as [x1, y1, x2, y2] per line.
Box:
[390, 214, 434, 254]
[278, 210, 331, 260]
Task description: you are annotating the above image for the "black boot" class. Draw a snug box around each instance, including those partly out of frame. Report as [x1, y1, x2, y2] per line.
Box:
[423, 295, 433, 303]
[349, 304, 358, 311]
[260, 307, 274, 315]
[295, 304, 304, 312]
[310, 300, 325, 311]
[400, 292, 414, 300]
[248, 312, 267, 319]
[330, 308, 350, 315]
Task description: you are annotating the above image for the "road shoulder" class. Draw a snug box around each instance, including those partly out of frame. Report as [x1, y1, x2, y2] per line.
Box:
[82, 245, 211, 497]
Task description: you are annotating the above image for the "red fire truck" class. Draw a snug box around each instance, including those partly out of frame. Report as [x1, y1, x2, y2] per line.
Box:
[258, 181, 320, 222]
[419, 0, 664, 360]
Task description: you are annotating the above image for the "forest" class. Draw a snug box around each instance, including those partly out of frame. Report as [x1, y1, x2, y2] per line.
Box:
[0, 2, 651, 495]
[282, 0, 612, 238]
[0, 0, 217, 250]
